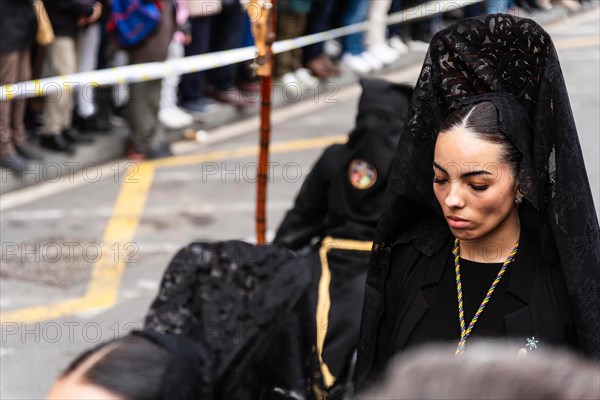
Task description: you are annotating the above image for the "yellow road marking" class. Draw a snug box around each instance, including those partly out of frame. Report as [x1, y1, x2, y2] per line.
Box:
[0, 164, 155, 324]
[0, 135, 346, 324]
[151, 135, 347, 168]
[5, 30, 596, 324]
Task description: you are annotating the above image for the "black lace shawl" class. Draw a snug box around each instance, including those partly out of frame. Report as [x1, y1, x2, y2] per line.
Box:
[356, 13, 600, 384]
[144, 241, 311, 398]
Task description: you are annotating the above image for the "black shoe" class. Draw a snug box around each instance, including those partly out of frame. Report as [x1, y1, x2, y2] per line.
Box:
[0, 153, 28, 176]
[39, 134, 75, 154]
[15, 144, 44, 160]
[145, 143, 173, 159]
[73, 113, 111, 133]
[95, 117, 112, 132]
[63, 127, 94, 144]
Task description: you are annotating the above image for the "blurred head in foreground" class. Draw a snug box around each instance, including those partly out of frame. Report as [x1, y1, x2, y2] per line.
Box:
[47, 330, 212, 400]
[364, 344, 600, 400]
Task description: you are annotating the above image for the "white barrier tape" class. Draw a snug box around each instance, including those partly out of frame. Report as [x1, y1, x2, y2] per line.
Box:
[0, 0, 484, 101]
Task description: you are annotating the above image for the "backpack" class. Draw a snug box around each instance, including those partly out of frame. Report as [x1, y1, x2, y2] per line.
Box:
[111, 0, 161, 47]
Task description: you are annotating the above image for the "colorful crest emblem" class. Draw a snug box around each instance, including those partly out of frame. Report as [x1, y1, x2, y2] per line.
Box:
[349, 159, 377, 190]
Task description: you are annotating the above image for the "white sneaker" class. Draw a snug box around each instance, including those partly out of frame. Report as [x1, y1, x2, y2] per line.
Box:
[368, 44, 401, 65]
[389, 35, 410, 55]
[279, 72, 304, 101]
[340, 53, 372, 75]
[361, 51, 384, 71]
[408, 40, 430, 53]
[280, 72, 301, 87]
[159, 106, 194, 130]
[324, 39, 342, 58]
[294, 68, 319, 88]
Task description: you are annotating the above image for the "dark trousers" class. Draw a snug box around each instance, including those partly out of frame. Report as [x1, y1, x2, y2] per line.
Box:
[275, 10, 308, 77]
[389, 0, 404, 37]
[206, 2, 245, 91]
[181, 16, 212, 102]
[127, 79, 161, 153]
[390, 0, 434, 42]
[303, 0, 340, 64]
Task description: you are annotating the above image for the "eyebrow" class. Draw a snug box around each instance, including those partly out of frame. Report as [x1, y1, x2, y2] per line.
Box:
[433, 162, 494, 179]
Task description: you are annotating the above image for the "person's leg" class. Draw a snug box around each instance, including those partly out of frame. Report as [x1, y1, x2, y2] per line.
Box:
[43, 36, 77, 135]
[11, 48, 31, 148]
[366, 0, 392, 49]
[76, 23, 102, 119]
[487, 0, 512, 13]
[340, 0, 370, 56]
[127, 79, 162, 154]
[161, 40, 185, 110]
[0, 51, 19, 156]
[303, 0, 336, 63]
[206, 2, 245, 92]
[11, 48, 43, 160]
[291, 13, 308, 71]
[388, 0, 403, 37]
[275, 8, 299, 77]
[181, 16, 212, 103]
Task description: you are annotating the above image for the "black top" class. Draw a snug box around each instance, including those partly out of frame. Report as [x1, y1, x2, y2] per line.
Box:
[43, 0, 96, 39]
[405, 257, 525, 350]
[0, 0, 37, 53]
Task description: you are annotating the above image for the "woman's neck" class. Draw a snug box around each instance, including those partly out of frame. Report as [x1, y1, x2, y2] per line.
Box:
[459, 211, 521, 263]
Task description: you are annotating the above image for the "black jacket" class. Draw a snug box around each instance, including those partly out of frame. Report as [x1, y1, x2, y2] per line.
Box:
[0, 0, 37, 53]
[358, 222, 579, 390]
[42, 0, 95, 38]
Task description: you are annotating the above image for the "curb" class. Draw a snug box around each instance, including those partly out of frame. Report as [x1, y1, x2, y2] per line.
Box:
[0, 4, 595, 195]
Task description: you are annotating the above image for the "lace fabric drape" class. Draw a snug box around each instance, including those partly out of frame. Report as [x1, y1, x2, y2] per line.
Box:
[357, 14, 600, 386]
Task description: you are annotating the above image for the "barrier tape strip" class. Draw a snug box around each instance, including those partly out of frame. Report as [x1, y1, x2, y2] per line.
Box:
[0, 0, 484, 101]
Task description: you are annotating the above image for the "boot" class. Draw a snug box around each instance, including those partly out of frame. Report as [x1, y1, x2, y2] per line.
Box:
[39, 134, 75, 154]
[63, 127, 94, 144]
[0, 152, 28, 176]
[15, 143, 44, 160]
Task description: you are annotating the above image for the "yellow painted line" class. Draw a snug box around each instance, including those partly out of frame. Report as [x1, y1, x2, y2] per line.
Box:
[151, 135, 347, 169]
[554, 36, 600, 49]
[0, 164, 155, 324]
[0, 135, 346, 324]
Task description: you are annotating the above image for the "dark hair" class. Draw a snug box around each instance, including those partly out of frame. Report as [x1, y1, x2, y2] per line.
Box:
[62, 336, 170, 400]
[440, 101, 522, 174]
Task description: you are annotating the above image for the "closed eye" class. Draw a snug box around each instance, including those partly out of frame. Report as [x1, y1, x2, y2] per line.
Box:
[470, 184, 489, 191]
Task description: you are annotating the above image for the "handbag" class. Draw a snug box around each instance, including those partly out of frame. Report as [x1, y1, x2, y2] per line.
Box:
[111, 0, 162, 47]
[34, 0, 55, 46]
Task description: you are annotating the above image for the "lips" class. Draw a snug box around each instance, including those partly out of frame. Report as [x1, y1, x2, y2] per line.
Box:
[447, 216, 470, 229]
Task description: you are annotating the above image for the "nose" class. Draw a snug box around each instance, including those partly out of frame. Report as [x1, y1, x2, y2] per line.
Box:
[445, 183, 466, 209]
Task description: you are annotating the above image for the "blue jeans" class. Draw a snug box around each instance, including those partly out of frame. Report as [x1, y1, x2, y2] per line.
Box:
[487, 0, 516, 14]
[341, 0, 370, 56]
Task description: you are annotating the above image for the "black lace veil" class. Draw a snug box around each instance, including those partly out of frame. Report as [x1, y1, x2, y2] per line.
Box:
[357, 13, 600, 380]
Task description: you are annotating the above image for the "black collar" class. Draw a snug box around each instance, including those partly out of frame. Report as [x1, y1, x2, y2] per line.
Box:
[421, 225, 539, 305]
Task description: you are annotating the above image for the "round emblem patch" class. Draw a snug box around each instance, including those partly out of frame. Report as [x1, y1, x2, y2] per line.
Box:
[349, 159, 377, 190]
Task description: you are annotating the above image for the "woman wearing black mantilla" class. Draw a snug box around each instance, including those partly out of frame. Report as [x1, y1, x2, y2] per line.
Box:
[354, 13, 600, 392]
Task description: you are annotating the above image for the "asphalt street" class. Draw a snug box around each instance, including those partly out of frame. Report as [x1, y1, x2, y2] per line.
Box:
[1, 9, 599, 399]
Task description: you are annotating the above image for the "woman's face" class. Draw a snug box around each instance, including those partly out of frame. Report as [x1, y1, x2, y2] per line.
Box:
[433, 126, 519, 243]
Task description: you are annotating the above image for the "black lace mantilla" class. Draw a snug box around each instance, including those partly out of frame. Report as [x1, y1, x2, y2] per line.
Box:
[145, 241, 311, 398]
[357, 13, 600, 385]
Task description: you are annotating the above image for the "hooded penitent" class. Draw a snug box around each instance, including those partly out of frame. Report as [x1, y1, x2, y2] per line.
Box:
[274, 78, 414, 247]
[355, 13, 600, 389]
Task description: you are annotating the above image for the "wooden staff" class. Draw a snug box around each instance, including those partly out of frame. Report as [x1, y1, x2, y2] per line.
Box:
[247, 0, 276, 245]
